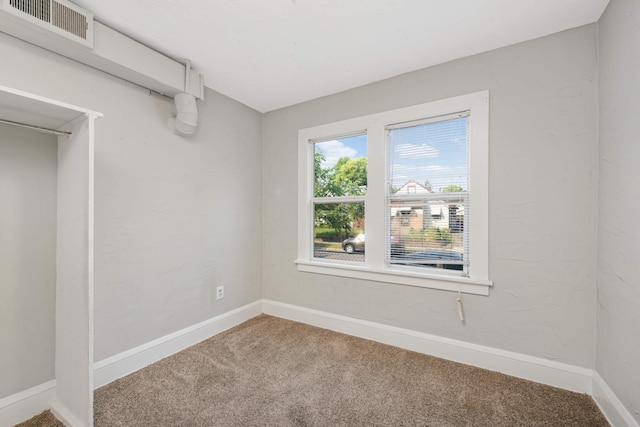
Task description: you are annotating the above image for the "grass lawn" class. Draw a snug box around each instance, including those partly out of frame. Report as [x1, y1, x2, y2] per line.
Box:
[314, 241, 343, 250]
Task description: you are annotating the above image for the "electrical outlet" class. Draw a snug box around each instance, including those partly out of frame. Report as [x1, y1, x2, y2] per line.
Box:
[216, 286, 224, 300]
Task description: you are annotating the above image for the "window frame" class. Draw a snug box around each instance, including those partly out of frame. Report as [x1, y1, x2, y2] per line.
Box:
[311, 132, 368, 265]
[296, 91, 492, 296]
[385, 110, 471, 275]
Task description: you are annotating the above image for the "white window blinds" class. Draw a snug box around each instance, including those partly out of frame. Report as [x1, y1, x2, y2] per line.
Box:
[386, 111, 470, 274]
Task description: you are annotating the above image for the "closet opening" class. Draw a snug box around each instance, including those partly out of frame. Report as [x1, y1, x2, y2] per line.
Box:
[0, 85, 101, 427]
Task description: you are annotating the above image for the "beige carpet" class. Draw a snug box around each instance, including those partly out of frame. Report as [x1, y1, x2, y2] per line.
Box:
[14, 410, 63, 427]
[92, 314, 607, 426]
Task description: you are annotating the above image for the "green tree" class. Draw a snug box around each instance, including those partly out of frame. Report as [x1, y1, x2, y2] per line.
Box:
[333, 156, 350, 175]
[441, 185, 464, 193]
[314, 152, 328, 197]
[335, 157, 367, 190]
[314, 152, 343, 197]
[318, 203, 354, 239]
[335, 157, 367, 226]
[313, 155, 368, 238]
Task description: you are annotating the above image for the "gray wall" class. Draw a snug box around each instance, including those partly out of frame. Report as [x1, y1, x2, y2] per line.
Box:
[0, 12, 615, 404]
[263, 25, 599, 368]
[0, 32, 263, 364]
[0, 124, 57, 398]
[597, 0, 640, 422]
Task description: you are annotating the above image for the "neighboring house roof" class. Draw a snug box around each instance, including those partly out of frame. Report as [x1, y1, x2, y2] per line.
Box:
[392, 180, 466, 215]
[395, 179, 431, 194]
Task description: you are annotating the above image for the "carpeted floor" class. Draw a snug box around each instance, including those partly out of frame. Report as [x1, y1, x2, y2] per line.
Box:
[93, 314, 608, 426]
[14, 410, 63, 427]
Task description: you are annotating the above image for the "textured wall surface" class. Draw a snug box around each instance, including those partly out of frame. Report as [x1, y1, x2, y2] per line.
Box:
[0, 32, 263, 363]
[0, 15, 610, 404]
[597, 0, 640, 422]
[0, 124, 57, 398]
[262, 25, 599, 368]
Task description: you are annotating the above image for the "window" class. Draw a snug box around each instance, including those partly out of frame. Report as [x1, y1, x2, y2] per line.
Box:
[313, 134, 367, 262]
[387, 113, 469, 274]
[297, 91, 491, 295]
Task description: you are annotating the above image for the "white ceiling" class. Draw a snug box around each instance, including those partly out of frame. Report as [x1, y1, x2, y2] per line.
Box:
[71, 0, 609, 113]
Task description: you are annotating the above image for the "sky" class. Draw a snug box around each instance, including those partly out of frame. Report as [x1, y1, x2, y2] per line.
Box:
[314, 117, 468, 192]
[389, 117, 468, 191]
[315, 134, 367, 168]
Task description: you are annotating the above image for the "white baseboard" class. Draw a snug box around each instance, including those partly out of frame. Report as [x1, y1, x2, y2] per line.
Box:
[0, 302, 262, 426]
[6, 300, 637, 427]
[262, 300, 593, 394]
[93, 300, 263, 389]
[0, 380, 56, 427]
[49, 398, 86, 427]
[593, 372, 640, 427]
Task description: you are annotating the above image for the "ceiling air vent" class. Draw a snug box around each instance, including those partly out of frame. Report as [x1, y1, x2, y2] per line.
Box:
[52, 0, 87, 40]
[1, 0, 93, 47]
[9, 0, 50, 23]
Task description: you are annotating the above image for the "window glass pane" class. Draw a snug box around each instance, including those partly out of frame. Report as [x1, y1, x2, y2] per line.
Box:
[389, 116, 468, 194]
[314, 134, 368, 197]
[313, 202, 365, 262]
[389, 200, 466, 270]
[388, 115, 469, 273]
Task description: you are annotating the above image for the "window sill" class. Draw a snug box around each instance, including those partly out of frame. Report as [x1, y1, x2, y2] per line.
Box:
[294, 259, 492, 296]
